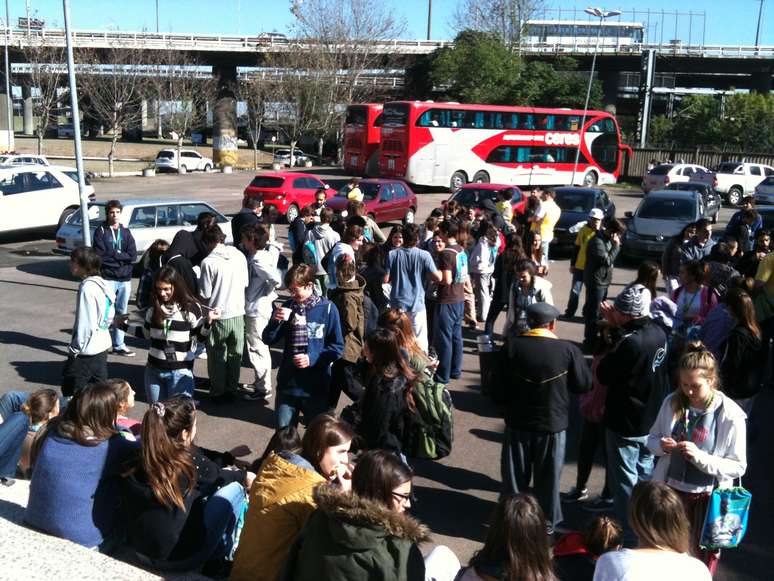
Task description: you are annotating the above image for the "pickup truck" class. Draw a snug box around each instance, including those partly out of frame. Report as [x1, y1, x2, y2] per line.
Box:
[696, 162, 774, 206]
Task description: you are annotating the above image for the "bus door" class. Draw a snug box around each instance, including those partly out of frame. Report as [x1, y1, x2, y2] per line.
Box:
[432, 143, 449, 186]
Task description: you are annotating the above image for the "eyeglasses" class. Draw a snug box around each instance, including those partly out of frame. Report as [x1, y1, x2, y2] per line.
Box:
[392, 491, 412, 503]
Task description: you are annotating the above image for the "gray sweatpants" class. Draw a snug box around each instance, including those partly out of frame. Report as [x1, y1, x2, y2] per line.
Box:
[500, 426, 566, 528]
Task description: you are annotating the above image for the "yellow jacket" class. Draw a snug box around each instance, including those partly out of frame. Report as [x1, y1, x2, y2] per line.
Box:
[230, 452, 326, 581]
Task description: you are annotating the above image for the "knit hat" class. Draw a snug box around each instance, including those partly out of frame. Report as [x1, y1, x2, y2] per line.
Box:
[614, 284, 651, 317]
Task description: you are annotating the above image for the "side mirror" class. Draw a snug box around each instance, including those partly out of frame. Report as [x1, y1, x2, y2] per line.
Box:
[624, 211, 633, 219]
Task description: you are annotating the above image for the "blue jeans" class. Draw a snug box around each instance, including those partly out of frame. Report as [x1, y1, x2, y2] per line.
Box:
[110, 279, 132, 350]
[433, 301, 464, 384]
[0, 412, 30, 477]
[144, 366, 195, 403]
[0, 391, 30, 421]
[276, 391, 330, 429]
[565, 269, 584, 317]
[606, 430, 654, 546]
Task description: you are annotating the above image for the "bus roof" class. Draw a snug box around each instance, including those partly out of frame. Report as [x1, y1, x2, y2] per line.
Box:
[525, 19, 644, 28]
[384, 100, 611, 119]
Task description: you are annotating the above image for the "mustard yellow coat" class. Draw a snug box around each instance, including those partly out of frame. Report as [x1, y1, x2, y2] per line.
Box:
[230, 452, 326, 581]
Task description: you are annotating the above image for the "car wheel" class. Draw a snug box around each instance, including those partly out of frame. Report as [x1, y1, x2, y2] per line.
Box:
[583, 171, 598, 187]
[727, 186, 743, 206]
[472, 171, 490, 184]
[203, 163, 212, 172]
[57, 206, 78, 229]
[403, 208, 415, 225]
[285, 204, 300, 224]
[450, 171, 467, 191]
[178, 164, 188, 174]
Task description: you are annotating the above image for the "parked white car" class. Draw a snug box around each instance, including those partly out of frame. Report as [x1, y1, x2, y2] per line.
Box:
[754, 176, 774, 205]
[0, 165, 96, 234]
[154, 149, 214, 173]
[641, 163, 709, 194]
[710, 161, 774, 206]
[55, 199, 232, 262]
[273, 148, 309, 167]
[0, 154, 49, 166]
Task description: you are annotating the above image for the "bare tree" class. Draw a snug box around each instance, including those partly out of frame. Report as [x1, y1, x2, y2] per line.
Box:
[452, 0, 544, 48]
[236, 71, 277, 169]
[147, 49, 216, 172]
[287, 0, 406, 157]
[78, 46, 148, 177]
[22, 42, 68, 155]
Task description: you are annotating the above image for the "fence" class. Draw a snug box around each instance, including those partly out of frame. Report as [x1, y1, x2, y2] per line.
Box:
[623, 147, 774, 179]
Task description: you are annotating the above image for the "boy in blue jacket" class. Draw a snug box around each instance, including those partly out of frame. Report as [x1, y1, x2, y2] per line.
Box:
[263, 263, 344, 428]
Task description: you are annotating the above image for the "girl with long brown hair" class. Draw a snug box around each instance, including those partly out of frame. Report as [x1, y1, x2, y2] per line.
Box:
[719, 288, 764, 413]
[121, 396, 253, 571]
[378, 307, 431, 372]
[459, 493, 556, 581]
[647, 343, 746, 575]
[25, 382, 137, 549]
[114, 266, 221, 402]
[594, 481, 711, 579]
[357, 327, 417, 455]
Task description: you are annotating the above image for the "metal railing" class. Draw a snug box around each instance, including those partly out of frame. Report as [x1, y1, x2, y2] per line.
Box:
[7, 28, 774, 58]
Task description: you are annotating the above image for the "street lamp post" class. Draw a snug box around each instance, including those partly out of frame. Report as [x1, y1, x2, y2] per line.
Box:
[755, 0, 765, 48]
[3, 0, 12, 151]
[570, 7, 621, 187]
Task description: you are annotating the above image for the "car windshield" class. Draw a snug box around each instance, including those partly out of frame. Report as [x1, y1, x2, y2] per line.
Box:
[249, 176, 285, 188]
[67, 205, 106, 225]
[451, 188, 497, 206]
[156, 151, 174, 159]
[554, 191, 593, 213]
[716, 162, 741, 173]
[648, 165, 673, 175]
[62, 170, 91, 186]
[638, 198, 695, 221]
[337, 182, 380, 200]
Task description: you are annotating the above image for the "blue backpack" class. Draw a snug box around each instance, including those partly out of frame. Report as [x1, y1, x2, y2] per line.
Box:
[447, 247, 469, 284]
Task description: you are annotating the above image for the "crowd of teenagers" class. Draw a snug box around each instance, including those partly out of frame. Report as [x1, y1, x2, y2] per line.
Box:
[0, 186, 763, 580]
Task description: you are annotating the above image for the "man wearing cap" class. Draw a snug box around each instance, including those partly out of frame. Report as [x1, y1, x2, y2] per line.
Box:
[493, 302, 591, 534]
[597, 284, 669, 545]
[564, 208, 604, 319]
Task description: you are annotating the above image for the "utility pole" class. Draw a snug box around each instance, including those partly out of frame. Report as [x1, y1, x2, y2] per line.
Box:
[426, 0, 432, 40]
[4, 0, 12, 151]
[63, 0, 90, 246]
[755, 0, 765, 48]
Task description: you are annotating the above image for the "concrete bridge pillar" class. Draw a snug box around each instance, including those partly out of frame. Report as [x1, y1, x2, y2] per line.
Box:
[22, 85, 33, 136]
[212, 64, 238, 167]
[0, 71, 14, 150]
[751, 70, 772, 94]
[600, 71, 620, 116]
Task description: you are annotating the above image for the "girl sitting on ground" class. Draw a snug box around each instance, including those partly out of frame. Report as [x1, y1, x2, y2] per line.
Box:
[107, 378, 141, 440]
[0, 389, 59, 480]
[553, 515, 622, 581]
[120, 396, 253, 572]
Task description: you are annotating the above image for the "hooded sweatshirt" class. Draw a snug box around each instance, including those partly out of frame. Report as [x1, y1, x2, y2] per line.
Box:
[246, 243, 282, 317]
[198, 243, 249, 319]
[280, 486, 429, 581]
[306, 224, 340, 275]
[69, 276, 115, 356]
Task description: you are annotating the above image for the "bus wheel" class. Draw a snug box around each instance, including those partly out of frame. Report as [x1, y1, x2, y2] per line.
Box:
[583, 171, 598, 187]
[473, 171, 490, 184]
[450, 171, 467, 191]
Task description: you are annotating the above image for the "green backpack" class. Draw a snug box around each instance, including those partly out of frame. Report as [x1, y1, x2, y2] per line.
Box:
[405, 367, 454, 459]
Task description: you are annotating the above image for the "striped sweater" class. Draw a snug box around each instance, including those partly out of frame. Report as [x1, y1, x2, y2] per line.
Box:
[126, 303, 211, 370]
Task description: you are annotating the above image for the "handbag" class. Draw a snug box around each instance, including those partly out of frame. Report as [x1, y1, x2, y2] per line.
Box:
[699, 481, 752, 550]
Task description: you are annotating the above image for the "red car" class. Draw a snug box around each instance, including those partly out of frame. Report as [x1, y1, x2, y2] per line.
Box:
[444, 183, 526, 217]
[325, 179, 418, 224]
[243, 171, 329, 222]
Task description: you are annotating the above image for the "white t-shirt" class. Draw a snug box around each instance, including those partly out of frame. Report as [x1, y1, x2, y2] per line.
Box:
[593, 549, 711, 581]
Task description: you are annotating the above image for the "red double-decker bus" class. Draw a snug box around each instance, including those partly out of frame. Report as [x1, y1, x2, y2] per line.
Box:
[342, 103, 383, 176]
[377, 101, 631, 190]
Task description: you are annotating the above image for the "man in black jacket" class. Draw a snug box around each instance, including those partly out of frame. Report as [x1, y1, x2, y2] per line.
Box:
[582, 218, 625, 350]
[493, 302, 592, 533]
[93, 199, 137, 357]
[231, 197, 262, 251]
[597, 284, 669, 545]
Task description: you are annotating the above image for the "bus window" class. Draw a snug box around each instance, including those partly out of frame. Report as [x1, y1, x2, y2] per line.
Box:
[345, 106, 367, 125]
[382, 104, 408, 126]
[373, 113, 383, 127]
[520, 115, 534, 130]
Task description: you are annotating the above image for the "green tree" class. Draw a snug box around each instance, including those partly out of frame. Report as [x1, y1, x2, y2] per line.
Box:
[648, 115, 675, 146]
[430, 30, 522, 104]
[669, 95, 723, 148]
[720, 93, 774, 151]
[513, 58, 602, 108]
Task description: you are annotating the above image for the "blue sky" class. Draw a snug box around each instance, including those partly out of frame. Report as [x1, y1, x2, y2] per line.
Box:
[21, 0, 771, 45]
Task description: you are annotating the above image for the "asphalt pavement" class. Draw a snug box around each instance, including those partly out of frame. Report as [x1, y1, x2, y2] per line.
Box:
[0, 170, 770, 579]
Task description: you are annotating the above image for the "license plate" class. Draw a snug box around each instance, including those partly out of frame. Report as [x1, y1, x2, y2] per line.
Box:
[645, 243, 662, 253]
[387, 159, 395, 170]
